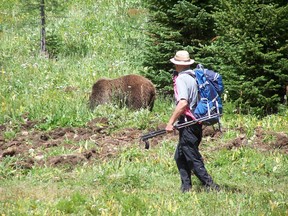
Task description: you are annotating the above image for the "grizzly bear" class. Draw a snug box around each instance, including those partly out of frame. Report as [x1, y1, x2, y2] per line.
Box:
[89, 74, 156, 111]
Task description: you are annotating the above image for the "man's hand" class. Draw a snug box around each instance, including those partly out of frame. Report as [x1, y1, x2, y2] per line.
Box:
[165, 124, 174, 133]
[166, 99, 188, 133]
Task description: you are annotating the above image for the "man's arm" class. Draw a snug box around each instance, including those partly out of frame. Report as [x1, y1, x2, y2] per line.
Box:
[166, 99, 188, 132]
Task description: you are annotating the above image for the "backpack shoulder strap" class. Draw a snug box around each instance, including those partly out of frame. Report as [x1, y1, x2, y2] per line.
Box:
[179, 69, 196, 78]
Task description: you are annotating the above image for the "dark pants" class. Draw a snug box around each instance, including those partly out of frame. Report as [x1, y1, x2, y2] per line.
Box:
[174, 123, 214, 190]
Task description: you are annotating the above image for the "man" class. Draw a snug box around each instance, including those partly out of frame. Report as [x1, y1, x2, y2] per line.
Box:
[166, 50, 220, 193]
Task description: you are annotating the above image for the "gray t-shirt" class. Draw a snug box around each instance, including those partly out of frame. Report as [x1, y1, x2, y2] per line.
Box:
[175, 70, 198, 111]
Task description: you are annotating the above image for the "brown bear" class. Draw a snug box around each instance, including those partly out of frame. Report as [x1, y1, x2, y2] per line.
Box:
[89, 74, 156, 111]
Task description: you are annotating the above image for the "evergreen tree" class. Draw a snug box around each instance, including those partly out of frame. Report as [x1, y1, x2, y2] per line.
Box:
[142, 0, 218, 95]
[20, 0, 68, 58]
[200, 0, 288, 115]
[143, 0, 287, 115]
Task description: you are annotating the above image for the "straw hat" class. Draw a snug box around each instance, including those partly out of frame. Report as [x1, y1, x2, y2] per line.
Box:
[170, 50, 195, 65]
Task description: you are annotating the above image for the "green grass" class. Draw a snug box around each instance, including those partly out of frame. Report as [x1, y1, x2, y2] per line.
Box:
[0, 0, 148, 127]
[1, 145, 287, 215]
[0, 0, 288, 215]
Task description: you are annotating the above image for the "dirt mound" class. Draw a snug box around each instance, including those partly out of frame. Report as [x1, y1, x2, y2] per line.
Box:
[0, 119, 287, 169]
[221, 126, 288, 153]
[0, 117, 152, 169]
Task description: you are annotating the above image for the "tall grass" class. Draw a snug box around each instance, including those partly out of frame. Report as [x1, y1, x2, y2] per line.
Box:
[0, 0, 287, 215]
[1, 144, 287, 215]
[0, 0, 148, 127]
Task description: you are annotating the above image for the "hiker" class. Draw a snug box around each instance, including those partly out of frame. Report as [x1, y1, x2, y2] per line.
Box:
[165, 50, 220, 193]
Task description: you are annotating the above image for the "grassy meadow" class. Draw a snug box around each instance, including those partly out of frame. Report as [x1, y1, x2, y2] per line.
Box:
[0, 0, 288, 215]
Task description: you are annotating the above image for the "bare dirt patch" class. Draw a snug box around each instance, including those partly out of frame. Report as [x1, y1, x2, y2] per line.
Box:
[216, 126, 288, 153]
[0, 119, 287, 169]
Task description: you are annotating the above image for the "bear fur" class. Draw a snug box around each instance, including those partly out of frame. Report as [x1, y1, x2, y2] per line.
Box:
[89, 74, 156, 111]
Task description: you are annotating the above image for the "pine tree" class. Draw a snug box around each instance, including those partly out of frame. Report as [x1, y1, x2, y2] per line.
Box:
[200, 0, 288, 115]
[142, 0, 218, 95]
[143, 0, 287, 114]
[20, 0, 68, 58]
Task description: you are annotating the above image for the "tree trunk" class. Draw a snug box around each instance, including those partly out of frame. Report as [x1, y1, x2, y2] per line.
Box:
[40, 0, 48, 57]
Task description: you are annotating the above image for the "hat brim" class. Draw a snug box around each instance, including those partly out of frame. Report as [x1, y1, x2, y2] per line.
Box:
[170, 58, 195, 65]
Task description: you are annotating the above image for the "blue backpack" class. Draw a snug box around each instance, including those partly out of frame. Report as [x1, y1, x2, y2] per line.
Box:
[184, 64, 224, 127]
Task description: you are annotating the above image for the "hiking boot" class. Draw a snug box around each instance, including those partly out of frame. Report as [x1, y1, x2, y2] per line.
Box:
[204, 183, 220, 192]
[180, 185, 192, 193]
[182, 187, 191, 193]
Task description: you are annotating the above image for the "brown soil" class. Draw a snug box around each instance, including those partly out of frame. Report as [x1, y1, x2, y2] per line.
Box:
[0, 118, 287, 169]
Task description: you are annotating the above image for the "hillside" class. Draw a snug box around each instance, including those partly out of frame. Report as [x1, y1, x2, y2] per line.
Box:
[0, 0, 287, 215]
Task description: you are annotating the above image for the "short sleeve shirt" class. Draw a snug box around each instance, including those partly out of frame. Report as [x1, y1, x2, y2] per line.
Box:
[175, 70, 198, 111]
